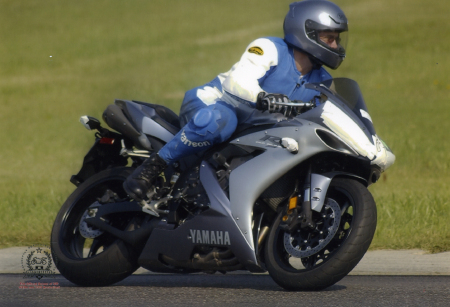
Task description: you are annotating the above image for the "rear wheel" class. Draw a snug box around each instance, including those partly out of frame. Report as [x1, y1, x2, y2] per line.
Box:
[51, 167, 142, 286]
[264, 178, 377, 291]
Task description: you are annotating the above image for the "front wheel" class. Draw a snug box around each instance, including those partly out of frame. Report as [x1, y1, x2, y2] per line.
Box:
[264, 178, 377, 291]
[51, 167, 142, 286]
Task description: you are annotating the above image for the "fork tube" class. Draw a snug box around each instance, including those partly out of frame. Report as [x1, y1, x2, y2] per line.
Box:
[300, 164, 315, 229]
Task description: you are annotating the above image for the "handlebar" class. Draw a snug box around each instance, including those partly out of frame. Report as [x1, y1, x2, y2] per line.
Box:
[258, 98, 316, 116]
[274, 100, 316, 108]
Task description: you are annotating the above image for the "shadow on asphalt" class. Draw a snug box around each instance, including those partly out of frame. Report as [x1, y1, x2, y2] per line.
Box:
[39, 273, 347, 292]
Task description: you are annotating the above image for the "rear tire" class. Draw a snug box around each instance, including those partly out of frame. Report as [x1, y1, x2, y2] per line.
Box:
[265, 178, 377, 291]
[51, 167, 141, 287]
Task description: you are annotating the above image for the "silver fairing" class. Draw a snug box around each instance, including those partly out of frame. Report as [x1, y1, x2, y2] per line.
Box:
[226, 120, 350, 251]
[221, 78, 395, 251]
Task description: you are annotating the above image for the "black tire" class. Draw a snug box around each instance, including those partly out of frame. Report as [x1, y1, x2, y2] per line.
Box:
[264, 177, 377, 291]
[51, 167, 141, 287]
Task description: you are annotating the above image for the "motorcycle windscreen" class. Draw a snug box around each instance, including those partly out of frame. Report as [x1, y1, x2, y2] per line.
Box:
[308, 78, 377, 138]
[307, 78, 395, 170]
[320, 101, 377, 160]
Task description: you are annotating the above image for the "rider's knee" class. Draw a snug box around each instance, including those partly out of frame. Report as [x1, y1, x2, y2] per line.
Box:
[190, 104, 237, 142]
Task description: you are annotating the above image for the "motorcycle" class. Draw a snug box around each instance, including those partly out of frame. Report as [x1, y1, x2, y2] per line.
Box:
[51, 78, 395, 290]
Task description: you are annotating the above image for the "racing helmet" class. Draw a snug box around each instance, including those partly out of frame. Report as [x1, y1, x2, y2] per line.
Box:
[284, 0, 348, 69]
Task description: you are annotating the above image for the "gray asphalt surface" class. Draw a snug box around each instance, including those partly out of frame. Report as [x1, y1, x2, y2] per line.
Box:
[1, 247, 449, 306]
[2, 274, 450, 307]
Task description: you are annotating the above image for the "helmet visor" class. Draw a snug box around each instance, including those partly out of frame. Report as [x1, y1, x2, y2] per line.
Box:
[305, 19, 348, 56]
[317, 30, 347, 56]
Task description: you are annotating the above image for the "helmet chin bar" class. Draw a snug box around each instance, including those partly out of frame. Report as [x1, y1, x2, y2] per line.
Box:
[307, 54, 324, 69]
[284, 42, 323, 69]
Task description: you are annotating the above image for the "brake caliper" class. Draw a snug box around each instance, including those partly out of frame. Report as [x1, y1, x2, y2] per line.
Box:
[279, 195, 301, 233]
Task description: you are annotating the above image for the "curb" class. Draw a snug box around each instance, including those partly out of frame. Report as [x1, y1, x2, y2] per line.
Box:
[1, 246, 449, 275]
[349, 249, 450, 275]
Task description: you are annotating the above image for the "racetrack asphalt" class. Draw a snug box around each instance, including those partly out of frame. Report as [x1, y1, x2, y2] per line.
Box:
[1, 247, 449, 275]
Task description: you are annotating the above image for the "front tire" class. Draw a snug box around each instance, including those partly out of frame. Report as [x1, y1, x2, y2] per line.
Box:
[265, 178, 377, 291]
[51, 167, 141, 287]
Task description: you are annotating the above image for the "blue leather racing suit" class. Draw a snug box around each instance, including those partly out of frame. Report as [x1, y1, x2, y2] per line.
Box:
[158, 37, 332, 163]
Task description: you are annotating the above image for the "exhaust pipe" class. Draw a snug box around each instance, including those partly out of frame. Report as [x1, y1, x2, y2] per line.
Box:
[86, 217, 158, 247]
[161, 248, 242, 271]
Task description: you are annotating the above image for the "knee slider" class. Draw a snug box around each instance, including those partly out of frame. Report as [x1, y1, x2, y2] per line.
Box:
[191, 104, 237, 142]
[192, 106, 222, 136]
[193, 108, 214, 128]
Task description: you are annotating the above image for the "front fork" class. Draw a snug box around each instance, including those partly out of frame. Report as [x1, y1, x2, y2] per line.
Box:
[281, 165, 333, 232]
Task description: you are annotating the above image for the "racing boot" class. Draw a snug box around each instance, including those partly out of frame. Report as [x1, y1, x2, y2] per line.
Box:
[123, 152, 167, 201]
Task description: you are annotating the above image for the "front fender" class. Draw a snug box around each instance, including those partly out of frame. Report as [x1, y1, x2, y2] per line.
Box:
[310, 171, 368, 212]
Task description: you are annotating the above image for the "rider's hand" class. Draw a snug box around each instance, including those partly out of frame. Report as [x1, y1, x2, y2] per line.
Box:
[256, 92, 290, 111]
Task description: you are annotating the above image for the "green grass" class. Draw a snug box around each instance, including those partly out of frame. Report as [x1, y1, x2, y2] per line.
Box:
[335, 0, 450, 252]
[0, 0, 449, 252]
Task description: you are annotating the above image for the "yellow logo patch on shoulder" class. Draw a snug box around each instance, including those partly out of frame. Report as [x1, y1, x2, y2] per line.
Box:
[248, 46, 264, 56]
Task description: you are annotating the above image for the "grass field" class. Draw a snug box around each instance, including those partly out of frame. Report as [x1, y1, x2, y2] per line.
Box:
[0, 0, 449, 252]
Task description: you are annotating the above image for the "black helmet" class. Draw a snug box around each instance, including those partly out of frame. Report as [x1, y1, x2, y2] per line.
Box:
[284, 0, 348, 69]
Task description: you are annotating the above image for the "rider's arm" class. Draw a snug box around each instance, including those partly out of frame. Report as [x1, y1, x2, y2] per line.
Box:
[221, 38, 279, 103]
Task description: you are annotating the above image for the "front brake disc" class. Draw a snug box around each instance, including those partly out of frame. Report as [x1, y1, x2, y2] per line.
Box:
[283, 198, 341, 258]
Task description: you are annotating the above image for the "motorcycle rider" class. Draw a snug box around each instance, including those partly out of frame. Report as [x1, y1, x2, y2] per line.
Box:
[123, 0, 349, 201]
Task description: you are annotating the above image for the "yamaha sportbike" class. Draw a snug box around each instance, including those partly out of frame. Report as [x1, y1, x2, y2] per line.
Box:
[51, 78, 395, 290]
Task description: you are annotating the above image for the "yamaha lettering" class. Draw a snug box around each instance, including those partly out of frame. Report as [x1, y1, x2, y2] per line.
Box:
[189, 229, 231, 245]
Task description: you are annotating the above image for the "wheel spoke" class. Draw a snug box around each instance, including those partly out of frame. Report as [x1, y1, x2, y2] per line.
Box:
[87, 238, 103, 257]
[71, 229, 86, 258]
